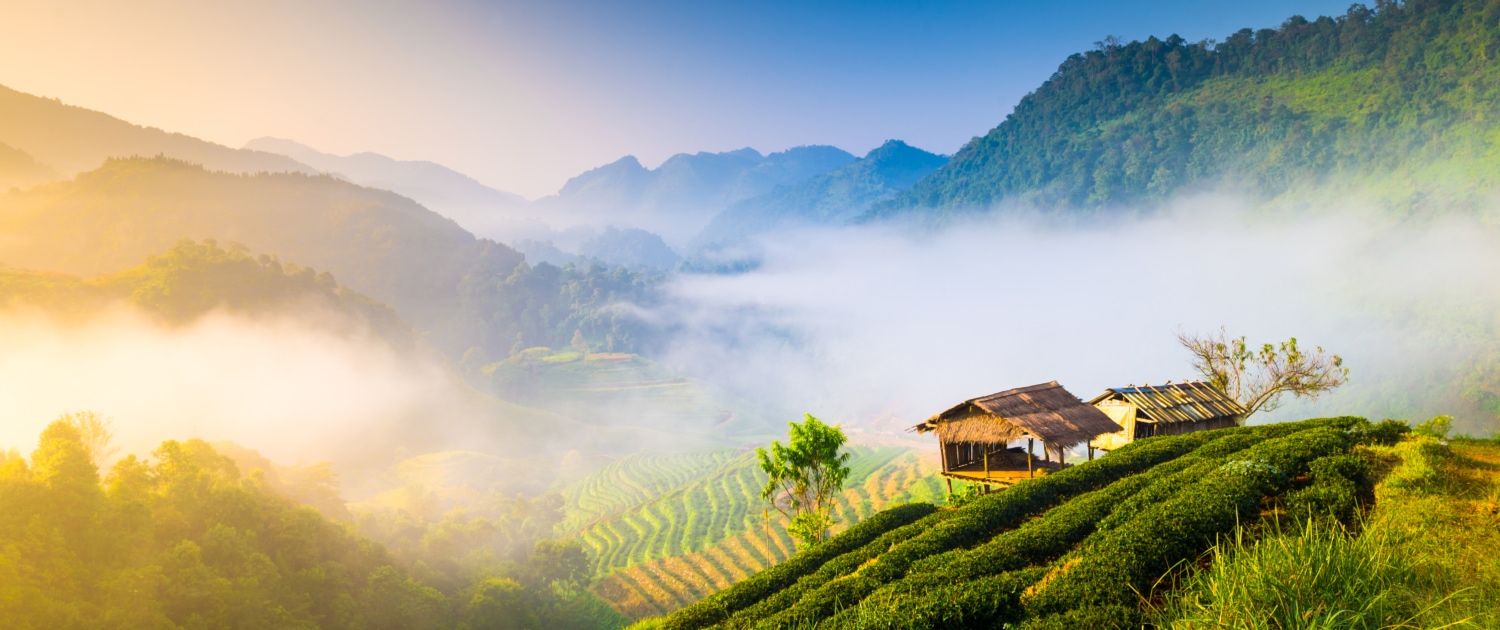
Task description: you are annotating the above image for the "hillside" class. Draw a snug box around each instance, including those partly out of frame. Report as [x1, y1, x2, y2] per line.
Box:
[0, 84, 314, 181]
[872, 0, 1500, 220]
[0, 238, 414, 350]
[557, 446, 945, 620]
[625, 417, 1497, 629]
[537, 146, 856, 245]
[484, 349, 773, 446]
[243, 137, 535, 241]
[694, 140, 947, 248]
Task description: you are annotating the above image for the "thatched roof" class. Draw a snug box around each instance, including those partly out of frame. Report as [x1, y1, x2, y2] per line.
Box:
[911, 382, 1124, 449]
[1089, 381, 1246, 424]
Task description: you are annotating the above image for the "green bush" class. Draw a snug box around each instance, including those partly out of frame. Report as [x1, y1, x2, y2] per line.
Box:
[1350, 418, 1411, 447]
[659, 501, 936, 630]
[818, 568, 1046, 630]
[1015, 605, 1139, 630]
[1285, 453, 1374, 527]
[719, 510, 958, 629]
[1022, 426, 1353, 615]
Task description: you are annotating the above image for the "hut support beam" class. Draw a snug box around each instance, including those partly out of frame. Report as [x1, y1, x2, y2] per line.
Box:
[945, 478, 953, 498]
[1088, 445, 1094, 461]
[1027, 438, 1034, 478]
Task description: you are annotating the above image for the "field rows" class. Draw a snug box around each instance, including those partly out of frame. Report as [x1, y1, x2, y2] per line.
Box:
[562, 446, 944, 619]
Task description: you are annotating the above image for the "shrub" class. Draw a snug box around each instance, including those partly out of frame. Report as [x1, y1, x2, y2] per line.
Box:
[720, 510, 958, 629]
[1022, 426, 1353, 616]
[1413, 415, 1453, 440]
[818, 568, 1046, 630]
[1351, 418, 1411, 446]
[1015, 605, 1139, 630]
[659, 502, 936, 630]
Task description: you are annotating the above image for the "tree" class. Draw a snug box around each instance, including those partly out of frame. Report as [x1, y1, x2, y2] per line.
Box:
[1177, 326, 1349, 420]
[756, 415, 851, 549]
[58, 411, 117, 469]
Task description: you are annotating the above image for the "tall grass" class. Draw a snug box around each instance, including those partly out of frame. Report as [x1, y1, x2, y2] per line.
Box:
[1158, 437, 1500, 629]
[1158, 522, 1431, 630]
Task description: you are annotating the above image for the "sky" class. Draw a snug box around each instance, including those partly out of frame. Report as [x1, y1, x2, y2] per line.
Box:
[0, 0, 1356, 198]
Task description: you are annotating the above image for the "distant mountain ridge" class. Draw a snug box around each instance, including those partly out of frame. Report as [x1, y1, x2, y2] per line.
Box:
[537, 145, 857, 245]
[695, 140, 947, 247]
[0, 83, 315, 181]
[243, 137, 536, 241]
[872, 1, 1500, 220]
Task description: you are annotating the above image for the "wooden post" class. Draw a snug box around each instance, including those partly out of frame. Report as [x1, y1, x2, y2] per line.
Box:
[939, 437, 949, 473]
[1089, 445, 1095, 461]
[983, 444, 990, 480]
[1059, 447, 1065, 468]
[1027, 438, 1034, 477]
[763, 508, 771, 568]
[945, 477, 953, 498]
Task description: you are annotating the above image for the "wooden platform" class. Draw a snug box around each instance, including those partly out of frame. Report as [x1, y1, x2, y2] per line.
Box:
[940, 459, 1065, 484]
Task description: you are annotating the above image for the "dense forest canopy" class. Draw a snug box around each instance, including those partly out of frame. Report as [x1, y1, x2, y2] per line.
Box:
[873, 0, 1500, 218]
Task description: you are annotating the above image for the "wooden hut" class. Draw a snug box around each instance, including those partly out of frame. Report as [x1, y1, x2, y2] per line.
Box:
[1087, 381, 1246, 451]
[911, 382, 1124, 493]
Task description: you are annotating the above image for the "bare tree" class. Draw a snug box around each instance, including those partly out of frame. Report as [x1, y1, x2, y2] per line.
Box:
[1177, 327, 1349, 420]
[59, 411, 119, 468]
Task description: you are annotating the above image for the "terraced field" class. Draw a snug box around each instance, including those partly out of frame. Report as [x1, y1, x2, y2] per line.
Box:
[560, 445, 945, 619]
[643, 417, 1400, 629]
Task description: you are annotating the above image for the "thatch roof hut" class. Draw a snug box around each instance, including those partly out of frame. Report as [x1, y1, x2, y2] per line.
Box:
[1088, 381, 1246, 451]
[912, 382, 1123, 490]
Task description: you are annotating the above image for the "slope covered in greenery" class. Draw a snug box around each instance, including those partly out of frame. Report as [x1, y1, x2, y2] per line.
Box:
[0, 157, 663, 366]
[0, 84, 313, 180]
[627, 417, 1427, 629]
[873, 0, 1500, 219]
[557, 447, 944, 620]
[0, 420, 630, 630]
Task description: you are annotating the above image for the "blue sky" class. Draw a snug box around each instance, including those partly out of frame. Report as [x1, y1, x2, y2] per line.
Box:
[1, 0, 1357, 196]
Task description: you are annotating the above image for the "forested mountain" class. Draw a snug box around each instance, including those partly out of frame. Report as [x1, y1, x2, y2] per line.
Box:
[0, 84, 314, 182]
[0, 239, 415, 351]
[536, 146, 856, 245]
[577, 227, 681, 270]
[0, 157, 664, 364]
[695, 140, 947, 247]
[243, 137, 536, 242]
[0, 141, 58, 191]
[872, 0, 1500, 219]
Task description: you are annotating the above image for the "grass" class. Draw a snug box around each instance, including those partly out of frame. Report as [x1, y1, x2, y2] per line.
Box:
[1156, 437, 1500, 629]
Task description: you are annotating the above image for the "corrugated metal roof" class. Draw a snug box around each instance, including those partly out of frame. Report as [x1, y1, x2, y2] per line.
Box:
[1088, 381, 1246, 424]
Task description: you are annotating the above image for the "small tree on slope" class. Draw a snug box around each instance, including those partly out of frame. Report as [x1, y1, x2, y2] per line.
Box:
[1178, 326, 1349, 420]
[757, 414, 852, 549]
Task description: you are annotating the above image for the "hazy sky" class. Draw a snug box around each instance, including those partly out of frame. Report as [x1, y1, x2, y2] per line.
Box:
[0, 0, 1353, 198]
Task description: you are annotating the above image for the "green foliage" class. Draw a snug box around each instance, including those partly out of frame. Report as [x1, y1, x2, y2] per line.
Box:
[1023, 427, 1354, 616]
[1349, 418, 1411, 447]
[0, 238, 416, 350]
[658, 502, 937, 630]
[875, 0, 1500, 217]
[1414, 414, 1455, 439]
[757, 415, 853, 548]
[0, 421, 443, 629]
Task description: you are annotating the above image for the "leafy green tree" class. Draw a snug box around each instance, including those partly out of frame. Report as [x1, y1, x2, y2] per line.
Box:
[756, 414, 852, 548]
[1413, 415, 1454, 439]
[1178, 326, 1349, 420]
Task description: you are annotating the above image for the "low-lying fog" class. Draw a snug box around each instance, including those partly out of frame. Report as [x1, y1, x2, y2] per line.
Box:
[653, 195, 1500, 437]
[3, 193, 1497, 498]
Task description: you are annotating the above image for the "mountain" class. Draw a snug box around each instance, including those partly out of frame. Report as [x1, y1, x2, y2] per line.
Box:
[871, 2, 1500, 220]
[578, 226, 681, 269]
[0, 141, 58, 191]
[242, 137, 539, 241]
[537, 145, 857, 245]
[0, 84, 314, 181]
[0, 156, 520, 356]
[695, 140, 947, 247]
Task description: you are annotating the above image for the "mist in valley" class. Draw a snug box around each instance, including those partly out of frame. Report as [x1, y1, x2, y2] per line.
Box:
[651, 194, 1500, 442]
